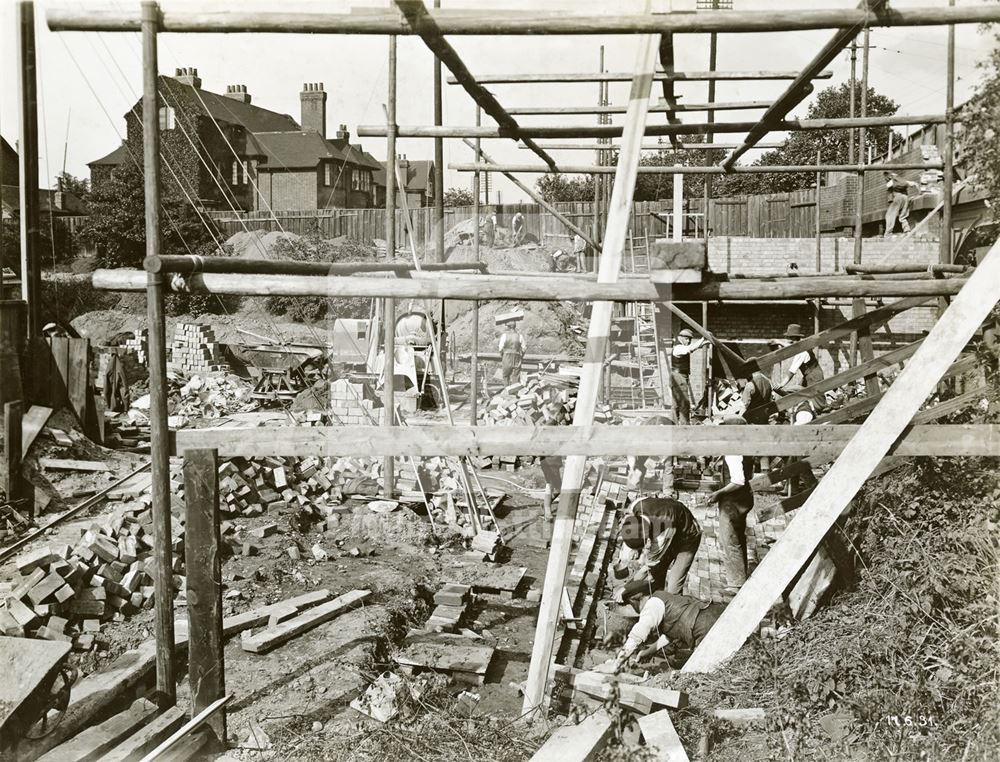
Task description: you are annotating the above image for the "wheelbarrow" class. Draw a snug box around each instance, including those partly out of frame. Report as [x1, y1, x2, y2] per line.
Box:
[238, 345, 326, 405]
[0, 636, 78, 753]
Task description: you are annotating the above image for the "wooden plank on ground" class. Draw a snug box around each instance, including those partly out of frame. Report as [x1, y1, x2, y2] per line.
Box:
[395, 630, 495, 677]
[469, 565, 527, 594]
[638, 709, 690, 762]
[36, 698, 158, 762]
[530, 710, 615, 762]
[239, 589, 371, 654]
[21, 405, 54, 457]
[38, 458, 110, 472]
[683, 235, 1000, 673]
[98, 705, 187, 762]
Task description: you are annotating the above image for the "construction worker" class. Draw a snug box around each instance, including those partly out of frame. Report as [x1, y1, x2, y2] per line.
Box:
[736, 371, 774, 425]
[511, 211, 526, 245]
[883, 171, 920, 236]
[626, 414, 675, 490]
[481, 214, 495, 247]
[606, 590, 727, 670]
[670, 328, 707, 424]
[498, 323, 525, 387]
[773, 324, 823, 390]
[706, 416, 755, 593]
[612, 494, 702, 599]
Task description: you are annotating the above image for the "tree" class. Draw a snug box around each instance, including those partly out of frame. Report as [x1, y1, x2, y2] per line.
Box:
[535, 173, 594, 202]
[56, 171, 90, 199]
[716, 82, 900, 196]
[80, 160, 215, 269]
[960, 39, 1000, 204]
[442, 187, 474, 207]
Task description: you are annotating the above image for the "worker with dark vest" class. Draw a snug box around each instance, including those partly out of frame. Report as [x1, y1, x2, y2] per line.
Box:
[498, 324, 525, 387]
[613, 495, 702, 599]
[737, 371, 773, 425]
[706, 416, 755, 592]
[774, 323, 823, 391]
[609, 590, 727, 669]
[883, 170, 919, 236]
[670, 328, 707, 424]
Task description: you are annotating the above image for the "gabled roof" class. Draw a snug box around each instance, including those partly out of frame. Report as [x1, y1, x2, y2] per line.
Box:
[374, 159, 434, 193]
[252, 131, 343, 169]
[88, 143, 131, 167]
[160, 77, 299, 133]
[2, 185, 89, 216]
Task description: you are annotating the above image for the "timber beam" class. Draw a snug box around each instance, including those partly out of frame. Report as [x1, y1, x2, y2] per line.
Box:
[518, 142, 783, 151]
[449, 161, 941, 175]
[394, 0, 557, 170]
[46, 5, 1000, 35]
[506, 99, 771, 116]
[91, 269, 972, 301]
[170, 424, 1000, 459]
[357, 113, 949, 139]
[449, 70, 835, 84]
[721, 0, 889, 170]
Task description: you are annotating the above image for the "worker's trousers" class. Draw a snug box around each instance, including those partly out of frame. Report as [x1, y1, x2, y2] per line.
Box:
[648, 534, 702, 596]
[718, 497, 754, 587]
[884, 191, 911, 235]
[670, 371, 693, 425]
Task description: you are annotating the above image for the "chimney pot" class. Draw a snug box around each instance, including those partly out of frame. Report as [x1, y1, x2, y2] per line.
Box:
[225, 83, 252, 104]
[174, 67, 202, 89]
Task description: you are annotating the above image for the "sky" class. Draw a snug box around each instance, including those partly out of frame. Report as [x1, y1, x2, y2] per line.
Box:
[0, 0, 997, 202]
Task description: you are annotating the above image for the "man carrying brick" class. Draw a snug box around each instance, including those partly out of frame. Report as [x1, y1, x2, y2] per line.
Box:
[883, 170, 919, 236]
[498, 324, 526, 386]
[706, 416, 755, 595]
[612, 494, 702, 600]
[670, 328, 707, 424]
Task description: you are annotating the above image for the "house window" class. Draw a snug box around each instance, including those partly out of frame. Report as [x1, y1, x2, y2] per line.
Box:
[324, 163, 333, 187]
[231, 161, 240, 186]
[241, 161, 249, 185]
[158, 106, 175, 130]
[352, 169, 362, 191]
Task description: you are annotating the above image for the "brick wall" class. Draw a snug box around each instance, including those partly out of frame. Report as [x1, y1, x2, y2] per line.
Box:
[707, 236, 941, 276]
[262, 171, 319, 211]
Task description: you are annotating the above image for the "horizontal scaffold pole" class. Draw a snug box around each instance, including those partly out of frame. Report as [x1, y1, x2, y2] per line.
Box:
[170, 424, 1000, 459]
[448, 70, 835, 84]
[449, 161, 941, 175]
[518, 142, 784, 151]
[46, 5, 1000, 35]
[506, 99, 771, 116]
[145, 255, 486, 276]
[357, 113, 948, 139]
[92, 269, 970, 301]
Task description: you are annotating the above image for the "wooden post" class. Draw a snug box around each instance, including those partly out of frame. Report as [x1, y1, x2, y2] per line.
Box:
[432, 0, 444, 265]
[470, 106, 481, 425]
[3, 401, 22, 507]
[182, 448, 225, 747]
[684, 235, 1000, 673]
[383, 35, 397, 497]
[815, 149, 822, 271]
[522, 31, 660, 716]
[142, 0, 176, 708]
[848, 38, 857, 165]
[940, 0, 955, 267]
[17, 1, 41, 341]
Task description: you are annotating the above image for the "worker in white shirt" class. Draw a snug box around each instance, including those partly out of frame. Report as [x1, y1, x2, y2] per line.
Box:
[670, 328, 707, 424]
[607, 590, 726, 671]
[706, 416, 755, 593]
[511, 211, 526, 245]
[773, 323, 823, 391]
[498, 325, 526, 387]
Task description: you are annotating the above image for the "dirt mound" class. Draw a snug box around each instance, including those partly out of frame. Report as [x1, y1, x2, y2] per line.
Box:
[445, 241, 556, 273]
[225, 230, 304, 259]
[448, 300, 584, 356]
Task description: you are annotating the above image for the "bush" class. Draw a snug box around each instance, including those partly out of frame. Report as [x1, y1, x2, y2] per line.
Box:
[40, 278, 120, 325]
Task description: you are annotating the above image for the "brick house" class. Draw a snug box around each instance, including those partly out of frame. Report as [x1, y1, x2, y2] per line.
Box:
[373, 155, 435, 208]
[88, 69, 379, 212]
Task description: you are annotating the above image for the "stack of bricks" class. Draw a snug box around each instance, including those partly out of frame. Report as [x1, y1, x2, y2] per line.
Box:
[168, 322, 228, 374]
[330, 378, 386, 425]
[123, 328, 149, 364]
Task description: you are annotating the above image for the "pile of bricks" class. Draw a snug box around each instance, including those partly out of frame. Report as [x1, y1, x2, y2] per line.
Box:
[168, 322, 228, 374]
[123, 328, 149, 364]
[426, 583, 472, 632]
[0, 505, 181, 651]
[329, 378, 387, 425]
[215, 456, 349, 517]
[482, 372, 581, 427]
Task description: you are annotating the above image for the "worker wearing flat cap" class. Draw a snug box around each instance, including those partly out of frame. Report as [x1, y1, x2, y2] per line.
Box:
[773, 323, 823, 392]
[706, 416, 755, 593]
[612, 494, 702, 602]
[670, 328, 707, 425]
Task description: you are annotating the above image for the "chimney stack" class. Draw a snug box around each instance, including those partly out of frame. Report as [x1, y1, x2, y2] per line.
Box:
[335, 124, 349, 141]
[174, 67, 202, 89]
[300, 82, 327, 138]
[225, 84, 251, 104]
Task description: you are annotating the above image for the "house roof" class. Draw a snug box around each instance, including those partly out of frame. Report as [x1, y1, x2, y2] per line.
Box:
[160, 77, 299, 133]
[1, 136, 18, 185]
[252, 131, 380, 172]
[374, 159, 434, 193]
[88, 143, 131, 167]
[2, 185, 89, 216]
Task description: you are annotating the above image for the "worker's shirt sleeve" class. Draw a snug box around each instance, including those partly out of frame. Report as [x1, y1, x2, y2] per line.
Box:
[645, 525, 675, 571]
[740, 383, 755, 410]
[671, 345, 689, 358]
[622, 597, 666, 656]
[788, 351, 809, 375]
[498, 335, 507, 352]
[724, 456, 747, 486]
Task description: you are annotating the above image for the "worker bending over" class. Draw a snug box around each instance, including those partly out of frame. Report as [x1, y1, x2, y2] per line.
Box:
[613, 495, 701, 600]
[498, 325, 526, 387]
[736, 371, 773, 424]
[884, 171, 919, 236]
[609, 591, 727, 670]
[773, 323, 823, 390]
[706, 416, 755, 594]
